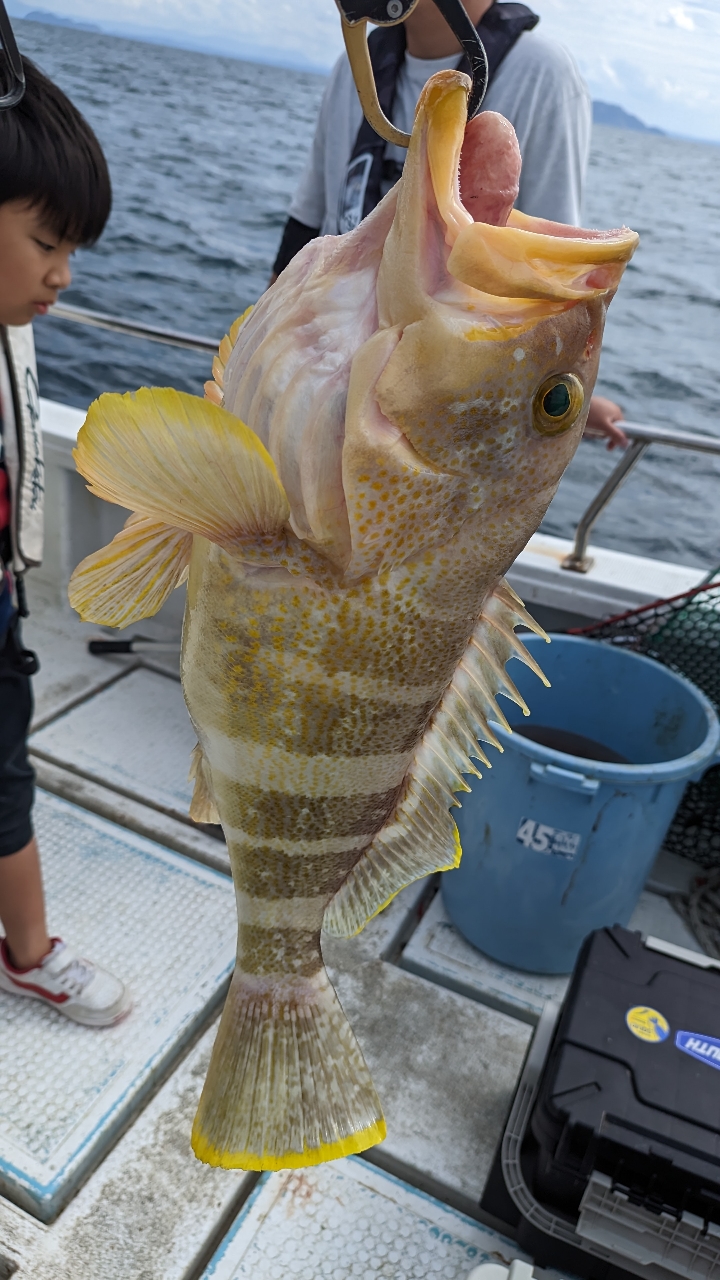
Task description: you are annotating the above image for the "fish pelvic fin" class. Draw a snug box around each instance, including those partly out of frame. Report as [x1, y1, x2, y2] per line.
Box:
[188, 744, 221, 825]
[68, 513, 192, 626]
[323, 579, 549, 938]
[73, 387, 289, 548]
[191, 967, 385, 1170]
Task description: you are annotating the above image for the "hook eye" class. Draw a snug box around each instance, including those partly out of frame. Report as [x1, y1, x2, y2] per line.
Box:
[0, 0, 25, 111]
[336, 0, 420, 21]
[337, 0, 487, 148]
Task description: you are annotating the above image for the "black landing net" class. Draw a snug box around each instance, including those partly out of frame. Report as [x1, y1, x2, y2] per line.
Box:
[570, 573, 720, 954]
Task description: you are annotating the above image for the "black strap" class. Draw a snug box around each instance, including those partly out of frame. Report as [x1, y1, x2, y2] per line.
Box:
[338, 0, 539, 232]
[0, 612, 38, 674]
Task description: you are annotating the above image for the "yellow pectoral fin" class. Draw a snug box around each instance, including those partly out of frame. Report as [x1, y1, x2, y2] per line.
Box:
[68, 514, 192, 627]
[73, 387, 290, 547]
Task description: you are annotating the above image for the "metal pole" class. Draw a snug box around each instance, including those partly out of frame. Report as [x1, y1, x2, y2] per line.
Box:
[48, 303, 220, 355]
[562, 439, 650, 573]
[621, 420, 720, 456]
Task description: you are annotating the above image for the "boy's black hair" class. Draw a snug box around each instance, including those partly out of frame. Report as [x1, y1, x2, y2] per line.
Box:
[0, 55, 111, 244]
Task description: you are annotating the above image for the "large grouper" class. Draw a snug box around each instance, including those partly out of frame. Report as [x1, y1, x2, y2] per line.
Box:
[69, 71, 638, 1172]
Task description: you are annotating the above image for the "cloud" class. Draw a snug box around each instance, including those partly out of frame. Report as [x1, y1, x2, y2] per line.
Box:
[530, 0, 720, 138]
[668, 5, 695, 28]
[17, 0, 720, 139]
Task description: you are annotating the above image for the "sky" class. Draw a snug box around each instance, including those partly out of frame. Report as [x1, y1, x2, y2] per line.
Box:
[12, 0, 720, 140]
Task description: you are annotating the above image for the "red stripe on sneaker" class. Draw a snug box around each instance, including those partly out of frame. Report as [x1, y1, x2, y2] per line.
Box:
[3, 973, 69, 1003]
[0, 940, 69, 1003]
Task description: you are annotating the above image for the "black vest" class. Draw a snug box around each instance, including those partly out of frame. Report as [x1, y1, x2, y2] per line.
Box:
[337, 1, 538, 233]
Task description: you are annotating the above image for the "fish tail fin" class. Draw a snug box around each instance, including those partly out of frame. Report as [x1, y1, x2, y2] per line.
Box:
[188, 744, 221, 824]
[191, 966, 385, 1170]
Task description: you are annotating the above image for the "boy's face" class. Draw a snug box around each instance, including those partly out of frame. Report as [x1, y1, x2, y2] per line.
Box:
[0, 200, 78, 327]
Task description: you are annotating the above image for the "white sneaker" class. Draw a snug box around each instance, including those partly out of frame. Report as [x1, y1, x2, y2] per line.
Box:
[0, 937, 132, 1027]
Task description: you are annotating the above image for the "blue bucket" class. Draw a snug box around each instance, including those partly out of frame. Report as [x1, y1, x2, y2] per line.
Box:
[442, 634, 719, 974]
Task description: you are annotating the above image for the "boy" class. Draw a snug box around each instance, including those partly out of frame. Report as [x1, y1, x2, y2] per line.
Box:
[0, 57, 130, 1024]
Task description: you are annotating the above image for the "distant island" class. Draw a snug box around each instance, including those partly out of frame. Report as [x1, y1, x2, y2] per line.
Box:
[21, 8, 101, 30]
[592, 101, 665, 135]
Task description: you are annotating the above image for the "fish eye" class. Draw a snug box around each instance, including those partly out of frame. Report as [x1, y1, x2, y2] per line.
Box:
[533, 374, 584, 437]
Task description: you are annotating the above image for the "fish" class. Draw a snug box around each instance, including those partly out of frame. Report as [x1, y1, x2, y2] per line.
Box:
[68, 70, 638, 1173]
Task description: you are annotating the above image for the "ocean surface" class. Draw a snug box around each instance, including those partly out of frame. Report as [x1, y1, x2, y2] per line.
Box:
[15, 20, 720, 571]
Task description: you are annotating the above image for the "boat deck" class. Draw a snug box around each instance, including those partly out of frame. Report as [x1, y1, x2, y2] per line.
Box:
[0, 578, 705, 1279]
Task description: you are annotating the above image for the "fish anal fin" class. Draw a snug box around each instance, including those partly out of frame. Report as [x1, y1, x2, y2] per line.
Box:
[68, 514, 192, 627]
[188, 744, 221, 824]
[74, 387, 289, 550]
[323, 578, 548, 937]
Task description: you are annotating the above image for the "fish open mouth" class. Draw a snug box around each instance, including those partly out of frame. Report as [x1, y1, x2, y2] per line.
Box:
[413, 71, 638, 305]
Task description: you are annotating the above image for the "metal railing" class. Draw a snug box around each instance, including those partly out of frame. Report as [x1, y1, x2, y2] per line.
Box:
[49, 302, 220, 355]
[47, 304, 720, 575]
[563, 422, 720, 572]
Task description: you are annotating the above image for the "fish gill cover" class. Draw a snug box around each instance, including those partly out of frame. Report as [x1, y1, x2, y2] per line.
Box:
[69, 70, 637, 1172]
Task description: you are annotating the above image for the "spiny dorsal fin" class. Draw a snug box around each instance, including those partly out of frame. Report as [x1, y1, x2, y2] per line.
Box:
[68, 514, 192, 627]
[323, 580, 549, 938]
[204, 304, 253, 406]
[74, 387, 289, 546]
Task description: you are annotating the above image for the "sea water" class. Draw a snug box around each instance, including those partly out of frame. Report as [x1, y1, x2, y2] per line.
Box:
[14, 20, 720, 571]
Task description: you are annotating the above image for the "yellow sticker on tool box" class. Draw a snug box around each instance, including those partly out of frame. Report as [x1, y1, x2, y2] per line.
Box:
[626, 1006, 670, 1043]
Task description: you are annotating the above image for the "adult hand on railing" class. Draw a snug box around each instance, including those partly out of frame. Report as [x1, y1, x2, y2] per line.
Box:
[583, 396, 629, 450]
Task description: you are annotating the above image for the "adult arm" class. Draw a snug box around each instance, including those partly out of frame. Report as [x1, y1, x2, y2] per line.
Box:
[272, 217, 320, 279]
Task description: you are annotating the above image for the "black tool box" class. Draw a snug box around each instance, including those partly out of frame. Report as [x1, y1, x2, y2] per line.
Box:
[481, 925, 720, 1280]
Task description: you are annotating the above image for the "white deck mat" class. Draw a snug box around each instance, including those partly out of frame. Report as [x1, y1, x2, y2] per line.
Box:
[0, 790, 235, 1222]
[30, 667, 196, 821]
[401, 888, 702, 1024]
[200, 1157, 556, 1280]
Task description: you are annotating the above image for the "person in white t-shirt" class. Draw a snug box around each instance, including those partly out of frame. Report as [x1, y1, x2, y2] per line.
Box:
[271, 0, 627, 447]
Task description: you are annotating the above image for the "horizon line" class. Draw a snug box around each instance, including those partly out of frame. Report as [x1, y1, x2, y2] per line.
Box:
[12, 8, 720, 146]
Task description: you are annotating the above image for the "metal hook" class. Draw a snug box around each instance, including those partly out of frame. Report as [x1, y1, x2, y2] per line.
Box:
[336, 0, 488, 148]
[0, 0, 25, 111]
